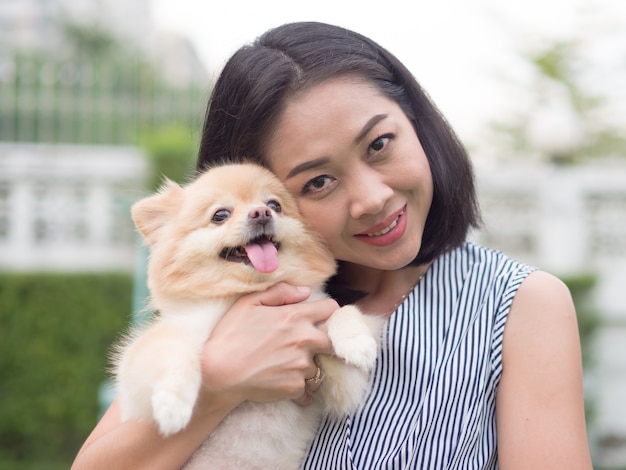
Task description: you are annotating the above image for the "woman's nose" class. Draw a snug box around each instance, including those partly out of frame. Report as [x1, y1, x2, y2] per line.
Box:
[348, 166, 394, 219]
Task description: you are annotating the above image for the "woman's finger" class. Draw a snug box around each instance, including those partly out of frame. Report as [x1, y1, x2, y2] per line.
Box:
[256, 282, 311, 306]
[304, 357, 324, 391]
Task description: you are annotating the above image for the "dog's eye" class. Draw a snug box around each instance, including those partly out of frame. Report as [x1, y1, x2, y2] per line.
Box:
[212, 209, 230, 224]
[267, 200, 281, 213]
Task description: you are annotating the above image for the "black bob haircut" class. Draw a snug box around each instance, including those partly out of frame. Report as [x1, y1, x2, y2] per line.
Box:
[196, 21, 481, 268]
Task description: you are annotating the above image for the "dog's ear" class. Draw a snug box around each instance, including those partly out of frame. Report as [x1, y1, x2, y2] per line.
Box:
[131, 179, 185, 245]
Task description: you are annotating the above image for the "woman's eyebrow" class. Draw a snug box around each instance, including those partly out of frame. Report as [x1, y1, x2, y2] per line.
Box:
[286, 157, 330, 179]
[354, 114, 388, 144]
[285, 114, 388, 179]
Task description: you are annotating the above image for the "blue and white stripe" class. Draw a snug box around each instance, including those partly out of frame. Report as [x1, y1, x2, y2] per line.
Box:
[302, 242, 536, 469]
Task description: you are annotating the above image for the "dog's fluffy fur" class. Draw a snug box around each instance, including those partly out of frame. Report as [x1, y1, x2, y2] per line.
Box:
[113, 163, 382, 469]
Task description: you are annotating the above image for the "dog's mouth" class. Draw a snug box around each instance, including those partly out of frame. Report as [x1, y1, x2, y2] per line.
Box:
[219, 236, 280, 274]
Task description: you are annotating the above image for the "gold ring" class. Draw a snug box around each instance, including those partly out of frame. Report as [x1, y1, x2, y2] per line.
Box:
[305, 364, 323, 385]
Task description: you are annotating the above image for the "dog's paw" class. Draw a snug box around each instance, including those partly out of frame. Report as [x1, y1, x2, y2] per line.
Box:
[333, 334, 378, 370]
[152, 388, 197, 436]
[327, 306, 380, 371]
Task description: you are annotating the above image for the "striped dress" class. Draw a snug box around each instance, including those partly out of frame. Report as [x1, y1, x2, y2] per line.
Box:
[302, 242, 536, 469]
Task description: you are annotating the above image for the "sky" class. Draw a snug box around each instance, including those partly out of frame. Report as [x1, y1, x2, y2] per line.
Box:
[150, 0, 626, 148]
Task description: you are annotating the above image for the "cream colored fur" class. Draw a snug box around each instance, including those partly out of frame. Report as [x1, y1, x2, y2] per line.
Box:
[113, 163, 382, 469]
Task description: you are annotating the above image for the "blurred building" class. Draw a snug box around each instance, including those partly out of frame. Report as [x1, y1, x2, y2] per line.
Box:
[0, 0, 208, 87]
[0, 0, 152, 54]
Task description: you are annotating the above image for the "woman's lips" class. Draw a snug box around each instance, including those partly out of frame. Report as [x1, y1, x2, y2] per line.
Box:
[366, 216, 399, 237]
[355, 205, 407, 247]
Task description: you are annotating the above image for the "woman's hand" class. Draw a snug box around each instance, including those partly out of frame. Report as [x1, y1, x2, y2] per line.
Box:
[199, 283, 337, 409]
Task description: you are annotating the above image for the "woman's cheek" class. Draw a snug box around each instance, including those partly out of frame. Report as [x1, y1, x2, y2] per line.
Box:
[299, 203, 338, 245]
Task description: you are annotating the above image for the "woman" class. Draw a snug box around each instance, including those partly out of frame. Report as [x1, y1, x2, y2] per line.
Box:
[73, 22, 592, 469]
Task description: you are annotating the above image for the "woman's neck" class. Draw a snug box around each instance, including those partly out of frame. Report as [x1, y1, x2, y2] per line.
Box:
[337, 262, 431, 317]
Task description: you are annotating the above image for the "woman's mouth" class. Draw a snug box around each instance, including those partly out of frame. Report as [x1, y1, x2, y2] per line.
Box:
[366, 216, 399, 237]
[355, 205, 407, 247]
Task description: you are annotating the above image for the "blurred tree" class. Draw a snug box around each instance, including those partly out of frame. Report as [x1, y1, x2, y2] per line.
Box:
[59, 20, 119, 60]
[138, 124, 199, 190]
[487, 39, 626, 165]
[561, 273, 601, 436]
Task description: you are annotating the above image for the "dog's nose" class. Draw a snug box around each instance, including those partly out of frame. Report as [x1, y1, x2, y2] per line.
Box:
[248, 207, 272, 225]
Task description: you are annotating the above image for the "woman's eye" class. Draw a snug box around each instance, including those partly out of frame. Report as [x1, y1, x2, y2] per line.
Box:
[368, 134, 394, 154]
[267, 200, 281, 213]
[301, 175, 335, 195]
[211, 209, 230, 223]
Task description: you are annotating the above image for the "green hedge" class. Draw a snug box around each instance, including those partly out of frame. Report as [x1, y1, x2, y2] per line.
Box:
[561, 273, 600, 367]
[0, 272, 132, 466]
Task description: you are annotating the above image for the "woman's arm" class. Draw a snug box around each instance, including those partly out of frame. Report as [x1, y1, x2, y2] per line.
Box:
[496, 270, 593, 469]
[71, 395, 233, 470]
[72, 283, 335, 470]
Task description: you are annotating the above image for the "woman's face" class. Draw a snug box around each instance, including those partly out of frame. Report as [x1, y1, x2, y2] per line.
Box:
[265, 76, 433, 271]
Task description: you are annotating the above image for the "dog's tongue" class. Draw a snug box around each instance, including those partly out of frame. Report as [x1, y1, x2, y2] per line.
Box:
[244, 239, 278, 273]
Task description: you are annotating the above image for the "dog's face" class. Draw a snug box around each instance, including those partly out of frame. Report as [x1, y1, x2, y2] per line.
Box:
[131, 163, 336, 302]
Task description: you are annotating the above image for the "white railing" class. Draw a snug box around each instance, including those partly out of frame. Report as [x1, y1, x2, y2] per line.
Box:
[0, 143, 147, 271]
[474, 162, 626, 279]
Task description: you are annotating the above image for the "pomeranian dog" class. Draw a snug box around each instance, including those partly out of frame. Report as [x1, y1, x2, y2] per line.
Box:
[114, 162, 382, 469]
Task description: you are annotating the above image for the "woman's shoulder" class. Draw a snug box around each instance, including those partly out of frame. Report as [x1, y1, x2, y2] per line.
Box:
[501, 269, 577, 353]
[509, 270, 575, 322]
